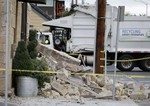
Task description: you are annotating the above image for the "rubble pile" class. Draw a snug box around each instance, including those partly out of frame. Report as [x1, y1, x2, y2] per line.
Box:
[40, 73, 150, 101]
[38, 45, 150, 101]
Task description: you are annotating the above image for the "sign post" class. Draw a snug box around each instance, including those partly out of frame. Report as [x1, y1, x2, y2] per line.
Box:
[112, 6, 125, 100]
[5, 0, 9, 106]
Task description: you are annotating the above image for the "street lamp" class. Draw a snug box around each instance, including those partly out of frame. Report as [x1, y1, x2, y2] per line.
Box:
[135, 0, 149, 16]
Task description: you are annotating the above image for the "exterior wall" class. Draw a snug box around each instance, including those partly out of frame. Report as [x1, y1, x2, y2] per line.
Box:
[27, 3, 31, 39]
[0, 0, 22, 95]
[29, 8, 49, 31]
[0, 1, 1, 33]
[15, 2, 22, 43]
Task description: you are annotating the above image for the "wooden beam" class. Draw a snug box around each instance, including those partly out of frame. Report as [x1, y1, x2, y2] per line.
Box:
[95, 0, 106, 74]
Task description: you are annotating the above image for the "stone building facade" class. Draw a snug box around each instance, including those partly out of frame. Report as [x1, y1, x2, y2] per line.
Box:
[0, 0, 47, 95]
[29, 4, 51, 31]
[0, 0, 22, 94]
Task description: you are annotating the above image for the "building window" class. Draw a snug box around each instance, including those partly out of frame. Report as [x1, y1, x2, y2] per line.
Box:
[37, 0, 53, 6]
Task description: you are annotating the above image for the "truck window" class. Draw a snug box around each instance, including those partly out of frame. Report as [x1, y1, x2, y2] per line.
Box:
[44, 35, 50, 44]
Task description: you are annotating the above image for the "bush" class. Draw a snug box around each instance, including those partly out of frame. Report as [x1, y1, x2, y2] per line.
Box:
[27, 30, 38, 59]
[12, 41, 34, 89]
[12, 41, 34, 70]
[28, 30, 38, 41]
[32, 59, 50, 87]
[12, 30, 50, 88]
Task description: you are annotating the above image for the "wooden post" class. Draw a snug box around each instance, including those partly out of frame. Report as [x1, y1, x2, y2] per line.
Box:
[95, 0, 106, 74]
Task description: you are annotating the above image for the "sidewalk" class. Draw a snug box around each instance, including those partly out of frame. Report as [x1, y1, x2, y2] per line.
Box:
[0, 101, 17, 106]
[3, 97, 138, 106]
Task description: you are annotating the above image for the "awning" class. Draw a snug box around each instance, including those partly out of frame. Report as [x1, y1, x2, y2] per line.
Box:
[42, 15, 73, 28]
[18, 0, 46, 4]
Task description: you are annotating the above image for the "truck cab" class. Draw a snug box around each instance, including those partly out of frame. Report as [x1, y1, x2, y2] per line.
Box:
[37, 31, 54, 49]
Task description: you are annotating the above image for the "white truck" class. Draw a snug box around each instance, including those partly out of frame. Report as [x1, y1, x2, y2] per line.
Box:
[39, 5, 150, 71]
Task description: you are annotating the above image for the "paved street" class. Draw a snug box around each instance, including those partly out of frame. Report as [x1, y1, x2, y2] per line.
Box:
[107, 66, 150, 86]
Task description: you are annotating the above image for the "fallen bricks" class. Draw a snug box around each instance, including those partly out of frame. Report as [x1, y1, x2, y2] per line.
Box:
[37, 44, 150, 101]
[41, 73, 150, 101]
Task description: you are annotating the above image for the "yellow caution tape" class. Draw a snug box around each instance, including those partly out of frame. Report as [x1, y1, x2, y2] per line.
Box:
[100, 66, 104, 68]
[100, 57, 150, 62]
[69, 53, 79, 56]
[100, 51, 105, 53]
[0, 68, 150, 79]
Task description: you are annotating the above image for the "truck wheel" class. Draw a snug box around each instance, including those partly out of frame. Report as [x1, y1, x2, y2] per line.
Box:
[117, 54, 135, 71]
[139, 55, 150, 71]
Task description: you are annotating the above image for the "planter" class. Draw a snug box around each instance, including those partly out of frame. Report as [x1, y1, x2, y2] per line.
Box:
[16, 76, 38, 97]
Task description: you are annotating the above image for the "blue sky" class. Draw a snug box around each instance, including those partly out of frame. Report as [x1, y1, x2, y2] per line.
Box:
[65, 0, 150, 15]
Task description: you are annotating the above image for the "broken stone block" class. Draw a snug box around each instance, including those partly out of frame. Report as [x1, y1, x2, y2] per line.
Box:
[90, 75, 97, 82]
[116, 88, 125, 96]
[124, 88, 134, 96]
[77, 87, 92, 97]
[104, 79, 114, 91]
[105, 81, 125, 92]
[127, 82, 135, 89]
[115, 82, 124, 90]
[82, 75, 91, 86]
[65, 94, 71, 99]
[41, 82, 51, 91]
[52, 90, 61, 98]
[96, 78, 105, 87]
[42, 90, 53, 98]
[96, 90, 112, 99]
[93, 88, 102, 94]
[140, 85, 145, 91]
[116, 95, 128, 101]
[89, 81, 99, 88]
[67, 85, 79, 95]
[62, 68, 71, 77]
[65, 94, 80, 100]
[51, 81, 68, 96]
[130, 92, 148, 100]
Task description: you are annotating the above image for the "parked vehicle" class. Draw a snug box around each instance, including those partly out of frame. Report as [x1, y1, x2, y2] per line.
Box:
[39, 5, 150, 71]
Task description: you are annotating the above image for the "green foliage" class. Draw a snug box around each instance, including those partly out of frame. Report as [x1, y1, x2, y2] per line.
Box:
[12, 30, 50, 88]
[27, 30, 38, 59]
[29, 29, 38, 41]
[61, 8, 75, 17]
[32, 59, 48, 71]
[27, 40, 38, 52]
[32, 59, 50, 87]
[12, 41, 34, 70]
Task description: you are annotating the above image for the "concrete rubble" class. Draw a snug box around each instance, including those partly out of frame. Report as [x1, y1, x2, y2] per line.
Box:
[37, 44, 150, 101]
[40, 73, 150, 101]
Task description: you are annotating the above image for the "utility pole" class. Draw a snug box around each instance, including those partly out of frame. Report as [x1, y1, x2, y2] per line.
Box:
[95, 0, 106, 74]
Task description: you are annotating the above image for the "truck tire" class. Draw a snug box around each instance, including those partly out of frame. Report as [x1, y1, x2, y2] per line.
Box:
[139, 55, 150, 71]
[117, 54, 135, 71]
